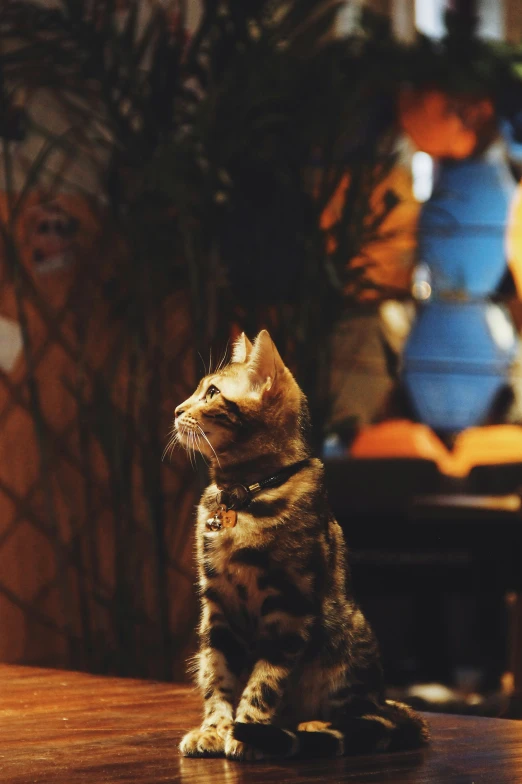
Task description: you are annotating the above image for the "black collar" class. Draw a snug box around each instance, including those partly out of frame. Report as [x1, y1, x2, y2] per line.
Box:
[215, 458, 311, 511]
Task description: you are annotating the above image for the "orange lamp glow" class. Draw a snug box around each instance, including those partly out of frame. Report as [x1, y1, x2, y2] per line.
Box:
[351, 421, 522, 478]
[320, 165, 420, 299]
[450, 425, 522, 477]
[398, 88, 495, 159]
[350, 420, 453, 473]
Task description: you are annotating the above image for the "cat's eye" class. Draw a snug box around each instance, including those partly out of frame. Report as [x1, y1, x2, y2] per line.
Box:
[205, 384, 220, 402]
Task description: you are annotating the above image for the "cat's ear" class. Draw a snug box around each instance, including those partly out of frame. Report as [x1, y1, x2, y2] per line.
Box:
[231, 332, 253, 364]
[248, 330, 286, 394]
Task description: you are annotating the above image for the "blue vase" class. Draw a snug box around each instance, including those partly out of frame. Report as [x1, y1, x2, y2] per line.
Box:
[418, 155, 516, 296]
[403, 300, 517, 433]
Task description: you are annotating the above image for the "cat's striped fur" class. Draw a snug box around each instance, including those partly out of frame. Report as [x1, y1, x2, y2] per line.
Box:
[175, 330, 429, 761]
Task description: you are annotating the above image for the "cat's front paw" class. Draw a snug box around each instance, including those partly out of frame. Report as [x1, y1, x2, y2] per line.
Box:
[225, 730, 266, 762]
[179, 726, 228, 757]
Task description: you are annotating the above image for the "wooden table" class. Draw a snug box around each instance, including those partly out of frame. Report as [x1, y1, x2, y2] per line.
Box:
[1, 664, 521, 783]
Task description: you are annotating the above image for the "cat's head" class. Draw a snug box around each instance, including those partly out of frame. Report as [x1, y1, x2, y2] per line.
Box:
[174, 330, 309, 466]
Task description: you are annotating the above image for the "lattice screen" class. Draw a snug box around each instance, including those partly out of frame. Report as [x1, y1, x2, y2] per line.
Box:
[0, 185, 200, 682]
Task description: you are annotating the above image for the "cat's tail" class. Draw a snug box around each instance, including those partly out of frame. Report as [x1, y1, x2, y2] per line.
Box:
[233, 699, 429, 759]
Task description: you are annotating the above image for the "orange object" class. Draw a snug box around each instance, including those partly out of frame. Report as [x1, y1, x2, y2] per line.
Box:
[350, 420, 453, 473]
[398, 88, 495, 159]
[450, 425, 522, 477]
[320, 164, 420, 300]
[351, 421, 522, 478]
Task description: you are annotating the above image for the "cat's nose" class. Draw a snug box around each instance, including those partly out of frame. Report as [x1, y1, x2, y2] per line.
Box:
[174, 404, 185, 419]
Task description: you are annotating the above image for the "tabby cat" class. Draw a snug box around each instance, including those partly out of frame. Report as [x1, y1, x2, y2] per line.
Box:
[174, 330, 428, 761]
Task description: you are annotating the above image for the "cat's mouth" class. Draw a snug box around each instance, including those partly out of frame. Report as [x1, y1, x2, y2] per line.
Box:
[175, 417, 221, 465]
[175, 419, 199, 447]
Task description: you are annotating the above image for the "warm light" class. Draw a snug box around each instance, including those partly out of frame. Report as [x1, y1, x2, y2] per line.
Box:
[398, 89, 495, 159]
[415, 0, 504, 40]
[412, 151, 434, 202]
[412, 280, 432, 300]
[380, 300, 414, 343]
[411, 263, 432, 300]
[350, 420, 453, 473]
[485, 304, 516, 352]
[415, 0, 445, 39]
[450, 426, 522, 477]
[320, 164, 420, 300]
[351, 423, 522, 478]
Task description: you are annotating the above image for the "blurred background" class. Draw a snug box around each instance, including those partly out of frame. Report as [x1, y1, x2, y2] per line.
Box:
[2, 0, 522, 719]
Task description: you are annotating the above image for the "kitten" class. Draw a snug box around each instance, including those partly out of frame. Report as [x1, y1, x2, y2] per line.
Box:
[175, 329, 428, 761]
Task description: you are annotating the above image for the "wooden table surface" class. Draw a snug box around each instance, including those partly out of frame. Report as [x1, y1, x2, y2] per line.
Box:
[1, 664, 521, 784]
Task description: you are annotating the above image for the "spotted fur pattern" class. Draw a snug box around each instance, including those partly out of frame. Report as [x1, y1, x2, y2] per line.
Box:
[174, 330, 429, 761]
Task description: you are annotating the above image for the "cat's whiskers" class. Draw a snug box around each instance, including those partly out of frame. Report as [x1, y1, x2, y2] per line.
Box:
[167, 422, 200, 468]
[195, 422, 222, 469]
[189, 430, 197, 470]
[191, 431, 200, 470]
[192, 431, 199, 467]
[162, 429, 180, 462]
[185, 430, 192, 469]
[194, 430, 210, 467]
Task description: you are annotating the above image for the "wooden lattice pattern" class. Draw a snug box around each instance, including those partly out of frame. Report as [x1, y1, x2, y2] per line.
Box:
[0, 191, 200, 680]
